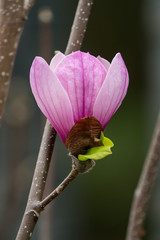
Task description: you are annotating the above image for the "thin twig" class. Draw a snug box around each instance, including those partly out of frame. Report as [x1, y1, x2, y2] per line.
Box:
[0, 0, 36, 125]
[15, 1, 94, 239]
[38, 166, 79, 210]
[126, 112, 160, 240]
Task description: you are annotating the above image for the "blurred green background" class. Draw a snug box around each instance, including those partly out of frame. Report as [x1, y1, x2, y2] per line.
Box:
[0, 0, 160, 239]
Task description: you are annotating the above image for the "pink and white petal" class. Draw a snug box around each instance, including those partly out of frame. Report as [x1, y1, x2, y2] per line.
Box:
[97, 56, 110, 72]
[112, 66, 129, 115]
[55, 51, 107, 122]
[50, 51, 65, 72]
[93, 53, 129, 129]
[30, 57, 74, 142]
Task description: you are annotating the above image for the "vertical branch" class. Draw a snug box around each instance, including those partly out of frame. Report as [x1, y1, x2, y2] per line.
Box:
[16, 121, 56, 240]
[65, 0, 93, 55]
[16, 0, 94, 239]
[27, 122, 56, 204]
[126, 112, 160, 240]
[0, 0, 35, 124]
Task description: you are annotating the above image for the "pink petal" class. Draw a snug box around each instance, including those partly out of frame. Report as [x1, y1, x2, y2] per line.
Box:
[97, 56, 110, 72]
[55, 51, 107, 122]
[93, 53, 129, 129]
[30, 57, 74, 142]
[50, 51, 65, 72]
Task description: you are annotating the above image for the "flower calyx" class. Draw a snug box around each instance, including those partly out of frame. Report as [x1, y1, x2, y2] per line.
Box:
[65, 116, 114, 173]
[65, 116, 103, 156]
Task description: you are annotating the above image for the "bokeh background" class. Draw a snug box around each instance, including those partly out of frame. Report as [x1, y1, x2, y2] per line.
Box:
[0, 0, 160, 239]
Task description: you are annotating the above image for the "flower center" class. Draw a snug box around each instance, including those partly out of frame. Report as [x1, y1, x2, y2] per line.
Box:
[65, 116, 103, 156]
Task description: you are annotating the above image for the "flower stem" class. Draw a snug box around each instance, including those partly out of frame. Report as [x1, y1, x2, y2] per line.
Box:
[126, 112, 160, 240]
[16, 165, 78, 240]
[38, 166, 79, 210]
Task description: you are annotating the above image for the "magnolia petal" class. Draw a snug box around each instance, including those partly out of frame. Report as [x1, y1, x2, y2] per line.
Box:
[93, 53, 129, 129]
[30, 57, 74, 142]
[50, 51, 65, 72]
[55, 51, 107, 122]
[97, 56, 110, 72]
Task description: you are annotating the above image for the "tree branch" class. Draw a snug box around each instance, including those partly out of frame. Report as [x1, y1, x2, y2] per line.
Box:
[126, 112, 160, 240]
[65, 0, 93, 54]
[38, 166, 79, 210]
[0, 0, 36, 125]
[23, 0, 36, 10]
[15, 121, 56, 240]
[15, 0, 94, 239]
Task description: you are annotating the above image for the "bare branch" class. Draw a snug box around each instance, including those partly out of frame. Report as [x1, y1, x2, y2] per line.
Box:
[27, 121, 56, 203]
[16, 121, 56, 240]
[65, 0, 93, 55]
[16, 0, 94, 239]
[38, 166, 79, 210]
[0, 0, 36, 125]
[126, 112, 160, 240]
[23, 0, 35, 11]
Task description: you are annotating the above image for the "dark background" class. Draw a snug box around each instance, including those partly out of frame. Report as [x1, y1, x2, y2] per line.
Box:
[0, 0, 160, 239]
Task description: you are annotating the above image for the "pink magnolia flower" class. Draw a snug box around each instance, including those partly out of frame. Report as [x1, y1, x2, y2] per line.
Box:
[30, 51, 129, 144]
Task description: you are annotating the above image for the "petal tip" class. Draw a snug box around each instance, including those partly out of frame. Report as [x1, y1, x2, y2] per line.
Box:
[114, 52, 124, 62]
[30, 57, 47, 74]
[113, 53, 129, 78]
